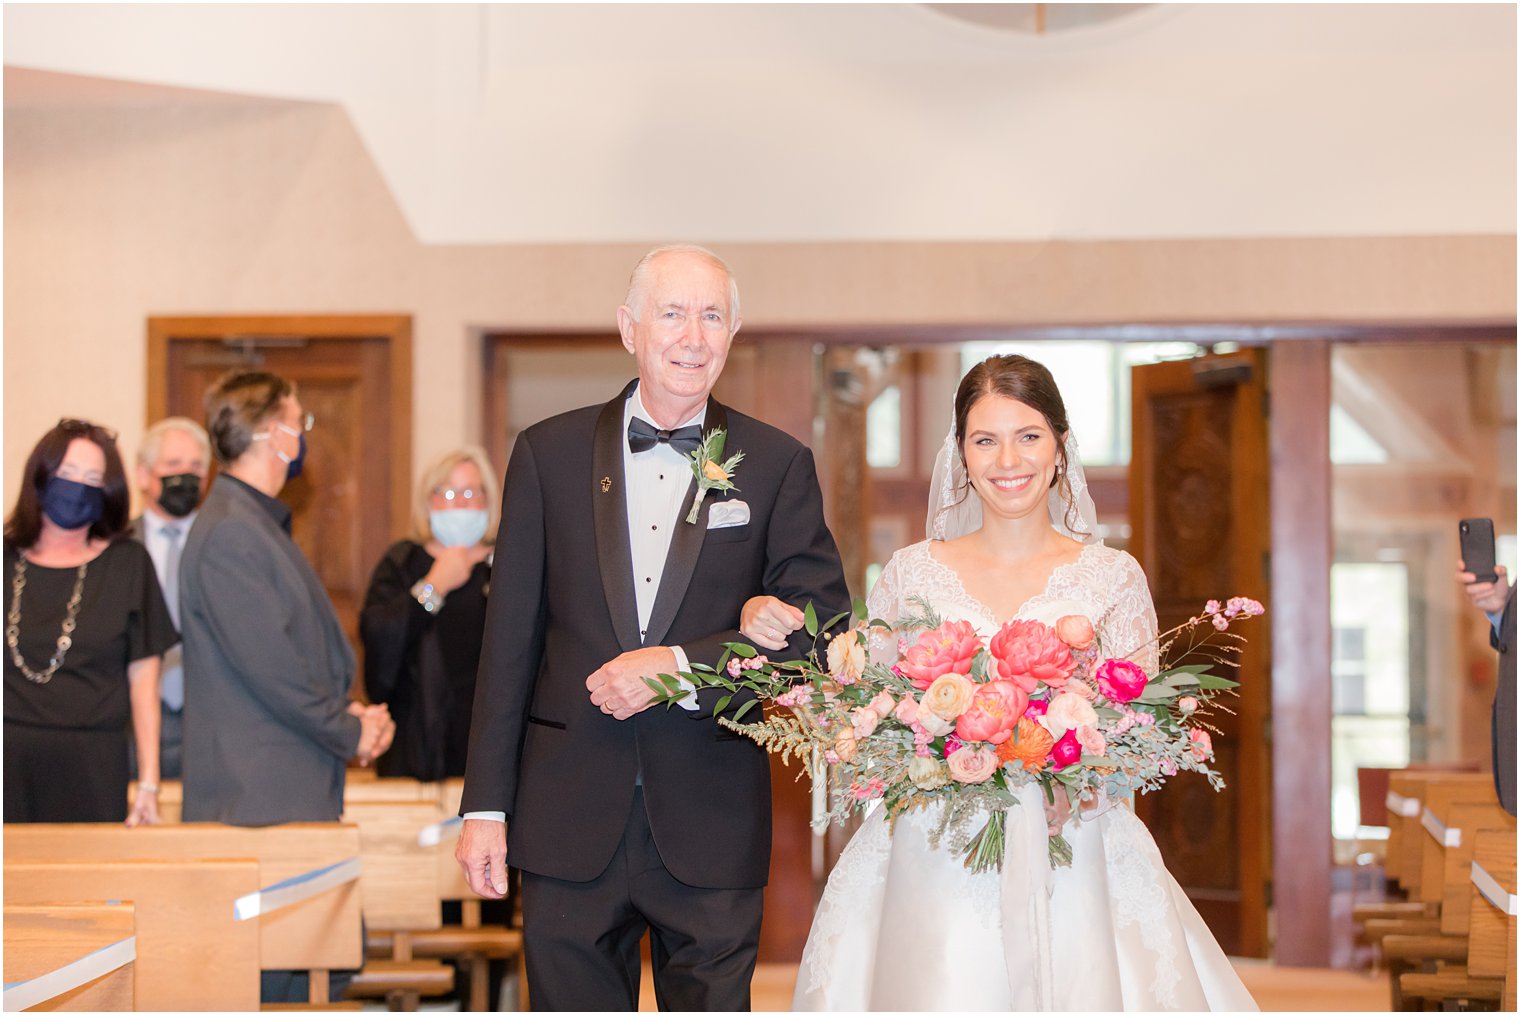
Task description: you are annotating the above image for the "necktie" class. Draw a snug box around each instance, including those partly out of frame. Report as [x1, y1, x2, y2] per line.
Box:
[160, 524, 184, 711]
[627, 418, 703, 455]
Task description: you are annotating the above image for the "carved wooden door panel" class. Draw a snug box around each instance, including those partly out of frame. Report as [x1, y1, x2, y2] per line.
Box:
[150, 316, 411, 655]
[1129, 349, 1272, 957]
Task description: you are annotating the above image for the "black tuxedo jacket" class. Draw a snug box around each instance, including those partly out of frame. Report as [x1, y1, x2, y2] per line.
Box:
[460, 382, 848, 888]
[1494, 585, 1516, 816]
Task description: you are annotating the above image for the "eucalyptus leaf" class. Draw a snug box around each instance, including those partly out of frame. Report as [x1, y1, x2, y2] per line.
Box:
[1195, 673, 1241, 689]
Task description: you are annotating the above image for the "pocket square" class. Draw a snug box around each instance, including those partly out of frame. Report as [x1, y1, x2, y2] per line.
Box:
[707, 500, 750, 530]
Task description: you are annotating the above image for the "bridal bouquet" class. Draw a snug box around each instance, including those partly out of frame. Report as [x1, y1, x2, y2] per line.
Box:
[647, 596, 1263, 872]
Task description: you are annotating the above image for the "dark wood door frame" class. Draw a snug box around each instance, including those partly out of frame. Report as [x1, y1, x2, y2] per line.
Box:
[147, 314, 413, 535]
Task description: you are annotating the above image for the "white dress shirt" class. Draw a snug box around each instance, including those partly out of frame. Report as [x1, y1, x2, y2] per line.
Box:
[141, 508, 195, 710]
[466, 386, 703, 824]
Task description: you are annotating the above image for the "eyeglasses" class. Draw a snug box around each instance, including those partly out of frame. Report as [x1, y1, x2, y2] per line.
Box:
[430, 486, 485, 504]
[57, 418, 118, 443]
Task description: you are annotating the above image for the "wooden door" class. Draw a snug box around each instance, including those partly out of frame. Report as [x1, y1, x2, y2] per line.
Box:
[1129, 348, 1272, 957]
[148, 315, 411, 655]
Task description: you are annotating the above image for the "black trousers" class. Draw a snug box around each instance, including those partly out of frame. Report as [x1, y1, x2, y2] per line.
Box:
[520, 788, 763, 1012]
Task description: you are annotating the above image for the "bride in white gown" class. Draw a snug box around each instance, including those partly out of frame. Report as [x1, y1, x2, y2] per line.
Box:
[743, 355, 1258, 1012]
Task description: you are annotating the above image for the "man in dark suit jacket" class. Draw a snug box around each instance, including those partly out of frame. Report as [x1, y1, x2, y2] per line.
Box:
[456, 246, 849, 1010]
[1460, 560, 1516, 815]
[180, 370, 395, 828]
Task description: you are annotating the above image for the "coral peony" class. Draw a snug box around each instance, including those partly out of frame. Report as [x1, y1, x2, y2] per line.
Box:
[1094, 658, 1149, 703]
[1050, 728, 1083, 770]
[898, 619, 981, 690]
[947, 743, 999, 784]
[988, 619, 1077, 693]
[955, 680, 1029, 745]
[922, 672, 977, 721]
[1054, 614, 1095, 651]
[996, 718, 1055, 772]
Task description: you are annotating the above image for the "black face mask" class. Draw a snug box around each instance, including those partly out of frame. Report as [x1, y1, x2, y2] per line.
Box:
[157, 473, 201, 518]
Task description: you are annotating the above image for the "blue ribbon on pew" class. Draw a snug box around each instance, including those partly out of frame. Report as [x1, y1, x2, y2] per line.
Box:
[233, 855, 363, 921]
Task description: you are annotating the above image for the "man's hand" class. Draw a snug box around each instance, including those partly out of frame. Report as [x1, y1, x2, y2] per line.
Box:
[351, 702, 395, 766]
[587, 646, 679, 720]
[1458, 560, 1511, 614]
[740, 595, 807, 651]
[455, 818, 509, 899]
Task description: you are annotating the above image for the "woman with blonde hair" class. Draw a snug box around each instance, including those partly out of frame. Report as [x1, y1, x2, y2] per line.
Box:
[360, 446, 499, 780]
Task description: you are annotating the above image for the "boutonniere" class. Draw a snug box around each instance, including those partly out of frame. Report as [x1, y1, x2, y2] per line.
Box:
[686, 428, 745, 524]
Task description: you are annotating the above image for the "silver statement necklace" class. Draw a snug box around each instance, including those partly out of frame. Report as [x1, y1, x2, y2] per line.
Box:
[6, 556, 89, 684]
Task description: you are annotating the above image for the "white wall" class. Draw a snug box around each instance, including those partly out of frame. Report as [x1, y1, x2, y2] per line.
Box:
[6, 3, 1514, 244]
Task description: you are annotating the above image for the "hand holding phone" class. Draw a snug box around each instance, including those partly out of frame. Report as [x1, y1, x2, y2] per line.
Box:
[1460, 518, 1499, 584]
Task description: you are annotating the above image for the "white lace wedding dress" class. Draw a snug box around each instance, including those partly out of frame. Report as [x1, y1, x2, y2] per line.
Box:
[792, 540, 1259, 1012]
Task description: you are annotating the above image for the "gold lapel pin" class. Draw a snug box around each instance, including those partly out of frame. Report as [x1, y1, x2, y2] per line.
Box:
[600, 476, 612, 493]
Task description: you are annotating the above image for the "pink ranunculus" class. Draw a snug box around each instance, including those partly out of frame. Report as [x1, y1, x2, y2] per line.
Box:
[851, 707, 880, 739]
[1094, 658, 1149, 703]
[869, 690, 897, 719]
[894, 698, 920, 726]
[1054, 614, 1095, 651]
[946, 743, 999, 784]
[898, 619, 981, 690]
[988, 619, 1077, 693]
[1039, 691, 1099, 739]
[922, 672, 977, 721]
[1024, 697, 1049, 719]
[955, 679, 1029, 745]
[1189, 728, 1214, 760]
[1075, 724, 1107, 758]
[1050, 728, 1082, 770]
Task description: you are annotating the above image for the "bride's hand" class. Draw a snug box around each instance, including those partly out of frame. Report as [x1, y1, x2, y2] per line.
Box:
[740, 596, 806, 651]
[1044, 789, 1073, 836]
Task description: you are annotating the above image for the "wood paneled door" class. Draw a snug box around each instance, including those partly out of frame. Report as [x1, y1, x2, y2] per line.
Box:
[1129, 349, 1272, 957]
[147, 315, 412, 657]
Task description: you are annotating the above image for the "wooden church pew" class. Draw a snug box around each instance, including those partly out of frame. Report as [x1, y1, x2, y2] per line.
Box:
[3, 903, 137, 1012]
[5, 860, 260, 1010]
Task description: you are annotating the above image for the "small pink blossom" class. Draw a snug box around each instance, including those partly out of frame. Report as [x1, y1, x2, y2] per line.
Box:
[1189, 728, 1214, 760]
[1050, 728, 1082, 770]
[850, 778, 886, 801]
[1160, 756, 1178, 776]
[726, 658, 744, 678]
[869, 690, 897, 719]
[1075, 725, 1108, 757]
[915, 743, 933, 757]
[894, 698, 920, 725]
[1211, 614, 1230, 631]
[743, 654, 770, 670]
[943, 736, 965, 757]
[824, 749, 840, 764]
[1204, 600, 1222, 615]
[1178, 696, 1199, 715]
[851, 707, 880, 739]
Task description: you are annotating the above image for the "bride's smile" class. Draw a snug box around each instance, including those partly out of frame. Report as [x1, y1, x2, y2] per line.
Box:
[962, 393, 1061, 519]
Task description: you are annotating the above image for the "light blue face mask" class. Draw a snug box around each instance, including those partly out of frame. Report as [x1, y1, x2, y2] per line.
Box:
[430, 508, 489, 548]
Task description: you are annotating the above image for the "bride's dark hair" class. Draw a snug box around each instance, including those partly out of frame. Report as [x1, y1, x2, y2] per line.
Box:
[952, 354, 1087, 538]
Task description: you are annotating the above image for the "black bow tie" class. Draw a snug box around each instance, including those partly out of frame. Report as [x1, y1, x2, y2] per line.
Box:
[628, 418, 703, 455]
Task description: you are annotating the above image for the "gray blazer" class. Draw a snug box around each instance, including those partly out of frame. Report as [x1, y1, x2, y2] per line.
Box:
[179, 476, 360, 825]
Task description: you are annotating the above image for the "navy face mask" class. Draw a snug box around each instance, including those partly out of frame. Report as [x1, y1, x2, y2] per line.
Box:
[284, 432, 307, 482]
[41, 476, 105, 531]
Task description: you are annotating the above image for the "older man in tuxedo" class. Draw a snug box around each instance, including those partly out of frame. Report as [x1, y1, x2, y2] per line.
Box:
[456, 245, 848, 1010]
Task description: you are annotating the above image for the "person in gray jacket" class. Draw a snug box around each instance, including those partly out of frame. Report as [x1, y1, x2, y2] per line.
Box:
[180, 369, 393, 829]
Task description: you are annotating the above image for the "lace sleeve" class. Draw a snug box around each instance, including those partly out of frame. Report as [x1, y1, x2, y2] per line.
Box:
[864, 551, 905, 666]
[1101, 550, 1160, 674]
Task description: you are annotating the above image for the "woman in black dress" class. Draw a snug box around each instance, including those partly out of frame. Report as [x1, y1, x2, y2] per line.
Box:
[4, 419, 178, 824]
[360, 446, 496, 781]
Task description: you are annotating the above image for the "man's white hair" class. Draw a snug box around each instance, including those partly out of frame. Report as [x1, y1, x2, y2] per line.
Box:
[623, 244, 741, 324]
[138, 416, 211, 469]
